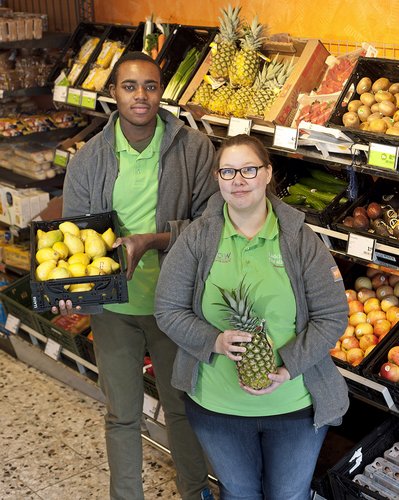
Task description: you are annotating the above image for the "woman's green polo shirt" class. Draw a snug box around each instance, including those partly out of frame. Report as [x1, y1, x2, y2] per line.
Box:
[191, 200, 312, 416]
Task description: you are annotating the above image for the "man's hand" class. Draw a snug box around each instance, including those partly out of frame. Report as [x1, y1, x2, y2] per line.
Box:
[214, 330, 252, 361]
[239, 366, 291, 395]
[51, 299, 81, 316]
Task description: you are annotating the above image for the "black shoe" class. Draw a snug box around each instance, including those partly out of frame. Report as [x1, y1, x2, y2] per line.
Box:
[200, 487, 214, 500]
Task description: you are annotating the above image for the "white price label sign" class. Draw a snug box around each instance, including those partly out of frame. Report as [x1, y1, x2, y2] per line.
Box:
[143, 394, 158, 418]
[81, 90, 97, 110]
[5, 314, 20, 334]
[44, 338, 62, 360]
[273, 125, 299, 151]
[227, 117, 252, 137]
[368, 143, 398, 170]
[347, 233, 376, 261]
[53, 85, 68, 103]
[160, 103, 180, 117]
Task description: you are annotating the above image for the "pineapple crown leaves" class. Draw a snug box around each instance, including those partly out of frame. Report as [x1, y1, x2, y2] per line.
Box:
[217, 4, 242, 43]
[239, 16, 268, 52]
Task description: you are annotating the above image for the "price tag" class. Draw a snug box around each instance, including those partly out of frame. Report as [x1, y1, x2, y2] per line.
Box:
[53, 149, 69, 168]
[347, 233, 376, 261]
[273, 125, 299, 151]
[81, 90, 97, 110]
[368, 143, 398, 170]
[227, 117, 252, 137]
[53, 85, 68, 103]
[143, 394, 158, 418]
[157, 406, 165, 426]
[160, 103, 180, 117]
[66, 88, 82, 107]
[44, 338, 62, 360]
[5, 313, 20, 334]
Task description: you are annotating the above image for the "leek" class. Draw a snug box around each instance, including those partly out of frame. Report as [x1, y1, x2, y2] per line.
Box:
[162, 47, 200, 101]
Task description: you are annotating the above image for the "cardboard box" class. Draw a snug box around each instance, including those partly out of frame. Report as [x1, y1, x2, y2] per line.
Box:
[3, 244, 30, 271]
[179, 38, 329, 127]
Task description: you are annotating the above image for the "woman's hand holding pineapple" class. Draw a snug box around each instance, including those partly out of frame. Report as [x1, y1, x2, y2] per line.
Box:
[239, 366, 291, 396]
[214, 330, 252, 361]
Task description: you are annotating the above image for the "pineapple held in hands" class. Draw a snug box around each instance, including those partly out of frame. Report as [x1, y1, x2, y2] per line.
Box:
[218, 280, 277, 389]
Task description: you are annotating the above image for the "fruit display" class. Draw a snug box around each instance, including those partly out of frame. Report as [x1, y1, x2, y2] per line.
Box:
[330, 268, 399, 368]
[379, 345, 399, 383]
[34, 221, 120, 291]
[219, 280, 277, 390]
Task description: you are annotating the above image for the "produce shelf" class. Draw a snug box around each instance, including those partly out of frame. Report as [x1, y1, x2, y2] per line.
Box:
[0, 32, 70, 50]
[0, 168, 64, 189]
[0, 86, 52, 99]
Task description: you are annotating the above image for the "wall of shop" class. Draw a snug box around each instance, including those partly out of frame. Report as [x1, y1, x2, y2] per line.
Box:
[93, 0, 399, 46]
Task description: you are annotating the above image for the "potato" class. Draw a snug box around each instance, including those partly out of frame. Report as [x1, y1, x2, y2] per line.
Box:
[360, 92, 376, 107]
[386, 127, 399, 136]
[389, 82, 399, 94]
[371, 103, 380, 113]
[357, 105, 372, 122]
[367, 111, 383, 122]
[372, 77, 391, 92]
[360, 122, 370, 130]
[379, 100, 397, 117]
[356, 77, 372, 94]
[369, 118, 388, 133]
[375, 90, 395, 103]
[383, 116, 395, 127]
[348, 100, 363, 112]
[342, 111, 360, 128]
[394, 110, 399, 122]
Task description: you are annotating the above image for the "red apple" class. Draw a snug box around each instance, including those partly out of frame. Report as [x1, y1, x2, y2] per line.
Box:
[349, 300, 365, 315]
[367, 267, 382, 279]
[347, 347, 364, 366]
[355, 322, 374, 339]
[341, 336, 360, 352]
[363, 297, 381, 314]
[366, 310, 386, 325]
[349, 312, 368, 327]
[330, 349, 347, 362]
[381, 295, 399, 312]
[345, 289, 358, 303]
[359, 334, 379, 351]
[388, 346, 399, 366]
[364, 345, 377, 357]
[372, 273, 389, 289]
[387, 307, 399, 324]
[357, 288, 376, 304]
[389, 274, 399, 287]
[380, 362, 399, 382]
[373, 319, 392, 337]
[339, 325, 355, 342]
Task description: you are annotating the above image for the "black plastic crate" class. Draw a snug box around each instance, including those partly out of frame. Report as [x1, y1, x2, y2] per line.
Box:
[79, 331, 96, 365]
[331, 178, 399, 262]
[30, 211, 128, 312]
[75, 23, 140, 89]
[363, 326, 399, 405]
[329, 417, 399, 499]
[274, 159, 352, 227]
[143, 371, 159, 400]
[327, 56, 399, 146]
[47, 22, 112, 84]
[157, 24, 217, 104]
[36, 312, 88, 356]
[0, 274, 42, 332]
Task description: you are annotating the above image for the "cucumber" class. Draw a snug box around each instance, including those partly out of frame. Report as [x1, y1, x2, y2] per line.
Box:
[298, 176, 346, 195]
[308, 168, 348, 187]
[289, 183, 337, 204]
[282, 194, 307, 205]
[288, 185, 327, 211]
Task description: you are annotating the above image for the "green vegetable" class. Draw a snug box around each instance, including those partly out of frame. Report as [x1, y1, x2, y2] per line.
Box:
[282, 194, 307, 205]
[298, 176, 345, 195]
[308, 168, 348, 187]
[288, 184, 327, 211]
[162, 47, 200, 101]
[289, 183, 338, 203]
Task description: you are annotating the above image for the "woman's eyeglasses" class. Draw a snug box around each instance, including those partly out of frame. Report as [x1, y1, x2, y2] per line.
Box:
[217, 165, 265, 181]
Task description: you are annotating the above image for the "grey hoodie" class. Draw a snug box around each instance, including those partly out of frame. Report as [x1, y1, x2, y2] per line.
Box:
[155, 191, 350, 428]
[63, 109, 218, 253]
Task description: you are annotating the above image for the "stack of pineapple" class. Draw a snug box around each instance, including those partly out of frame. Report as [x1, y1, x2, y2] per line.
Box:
[191, 5, 296, 119]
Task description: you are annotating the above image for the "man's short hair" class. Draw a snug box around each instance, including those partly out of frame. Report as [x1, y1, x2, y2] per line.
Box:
[111, 51, 163, 86]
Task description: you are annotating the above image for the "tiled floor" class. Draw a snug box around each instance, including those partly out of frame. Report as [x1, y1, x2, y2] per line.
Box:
[0, 348, 218, 499]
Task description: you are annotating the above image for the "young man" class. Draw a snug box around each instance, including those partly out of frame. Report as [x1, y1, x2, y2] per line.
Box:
[61, 52, 217, 500]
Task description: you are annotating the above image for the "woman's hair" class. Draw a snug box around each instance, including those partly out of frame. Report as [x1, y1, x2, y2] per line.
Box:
[214, 134, 276, 194]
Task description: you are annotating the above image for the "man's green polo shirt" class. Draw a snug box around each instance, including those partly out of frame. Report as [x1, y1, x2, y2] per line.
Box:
[191, 200, 312, 416]
[105, 116, 164, 315]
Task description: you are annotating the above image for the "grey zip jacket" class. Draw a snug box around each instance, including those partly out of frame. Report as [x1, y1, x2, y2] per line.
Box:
[155, 191, 350, 428]
[62, 109, 218, 254]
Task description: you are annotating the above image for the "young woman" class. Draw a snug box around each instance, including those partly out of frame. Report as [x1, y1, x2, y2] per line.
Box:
[155, 134, 349, 500]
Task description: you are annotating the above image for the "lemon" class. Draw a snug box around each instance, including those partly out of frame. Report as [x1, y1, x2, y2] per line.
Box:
[52, 241, 69, 260]
[80, 228, 99, 242]
[47, 267, 71, 280]
[70, 283, 94, 292]
[68, 262, 87, 277]
[37, 229, 63, 250]
[64, 232, 84, 256]
[102, 227, 116, 251]
[85, 235, 107, 259]
[35, 260, 57, 281]
[90, 257, 112, 274]
[59, 221, 81, 237]
[36, 247, 60, 264]
[87, 264, 106, 276]
[68, 252, 90, 266]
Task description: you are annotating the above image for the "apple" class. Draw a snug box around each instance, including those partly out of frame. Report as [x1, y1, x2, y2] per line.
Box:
[355, 276, 372, 291]
[330, 348, 347, 362]
[373, 319, 392, 337]
[371, 273, 389, 289]
[355, 322, 374, 338]
[366, 309, 386, 325]
[376, 285, 394, 301]
[387, 306, 399, 324]
[388, 346, 399, 366]
[349, 312, 368, 327]
[364, 344, 377, 357]
[389, 274, 399, 287]
[381, 295, 399, 312]
[339, 325, 355, 342]
[349, 300, 365, 315]
[363, 297, 381, 314]
[367, 267, 382, 279]
[394, 282, 399, 298]
[359, 333, 379, 351]
[341, 336, 360, 351]
[345, 289, 358, 303]
[357, 288, 376, 304]
[379, 362, 399, 382]
[347, 347, 364, 366]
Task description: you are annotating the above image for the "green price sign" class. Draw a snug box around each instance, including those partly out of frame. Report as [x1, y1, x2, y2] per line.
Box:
[368, 143, 398, 170]
[81, 91, 97, 110]
[67, 88, 82, 107]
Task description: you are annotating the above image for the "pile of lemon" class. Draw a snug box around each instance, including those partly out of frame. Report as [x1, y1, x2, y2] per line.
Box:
[35, 221, 120, 292]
